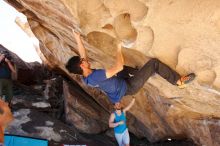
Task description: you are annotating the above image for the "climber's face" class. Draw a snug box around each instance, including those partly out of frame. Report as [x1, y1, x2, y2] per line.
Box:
[114, 102, 122, 110]
[80, 58, 90, 69]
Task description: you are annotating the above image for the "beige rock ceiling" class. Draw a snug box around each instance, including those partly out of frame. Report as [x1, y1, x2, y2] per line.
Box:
[5, 0, 220, 145]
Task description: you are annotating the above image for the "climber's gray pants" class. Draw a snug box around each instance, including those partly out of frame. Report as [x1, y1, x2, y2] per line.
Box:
[124, 58, 181, 95]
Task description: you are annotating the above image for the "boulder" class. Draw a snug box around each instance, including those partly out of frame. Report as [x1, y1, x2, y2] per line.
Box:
[63, 80, 109, 134]
[5, 0, 220, 145]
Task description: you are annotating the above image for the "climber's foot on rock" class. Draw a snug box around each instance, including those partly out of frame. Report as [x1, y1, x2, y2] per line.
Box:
[177, 73, 196, 89]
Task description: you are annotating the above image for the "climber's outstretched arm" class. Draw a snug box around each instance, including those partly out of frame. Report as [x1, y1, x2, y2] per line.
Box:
[106, 43, 124, 78]
[72, 29, 88, 60]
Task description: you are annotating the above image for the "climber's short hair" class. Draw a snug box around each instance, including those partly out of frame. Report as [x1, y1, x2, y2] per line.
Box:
[66, 56, 83, 75]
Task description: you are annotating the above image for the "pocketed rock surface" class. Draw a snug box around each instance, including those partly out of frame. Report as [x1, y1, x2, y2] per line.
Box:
[5, 0, 220, 145]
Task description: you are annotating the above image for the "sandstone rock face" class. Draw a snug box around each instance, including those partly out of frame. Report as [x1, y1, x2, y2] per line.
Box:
[15, 17, 34, 38]
[63, 80, 109, 134]
[5, 0, 220, 145]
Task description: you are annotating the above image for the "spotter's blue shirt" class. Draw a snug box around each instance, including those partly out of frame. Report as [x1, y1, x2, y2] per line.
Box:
[114, 111, 127, 134]
[83, 69, 127, 103]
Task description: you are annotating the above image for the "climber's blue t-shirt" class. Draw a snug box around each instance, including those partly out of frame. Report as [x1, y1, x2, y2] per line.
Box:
[83, 69, 127, 103]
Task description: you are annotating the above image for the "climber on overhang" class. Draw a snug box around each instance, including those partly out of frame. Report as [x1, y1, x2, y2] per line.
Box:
[66, 30, 195, 104]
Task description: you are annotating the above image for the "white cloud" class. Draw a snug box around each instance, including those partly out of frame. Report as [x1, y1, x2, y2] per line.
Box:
[0, 1, 41, 63]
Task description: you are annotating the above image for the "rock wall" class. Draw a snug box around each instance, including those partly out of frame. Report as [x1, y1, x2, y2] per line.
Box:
[5, 0, 220, 145]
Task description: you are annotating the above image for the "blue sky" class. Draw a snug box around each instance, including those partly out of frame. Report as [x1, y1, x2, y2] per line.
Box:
[0, 1, 41, 62]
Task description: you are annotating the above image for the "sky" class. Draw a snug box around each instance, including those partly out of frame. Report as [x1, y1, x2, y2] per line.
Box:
[0, 1, 41, 62]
